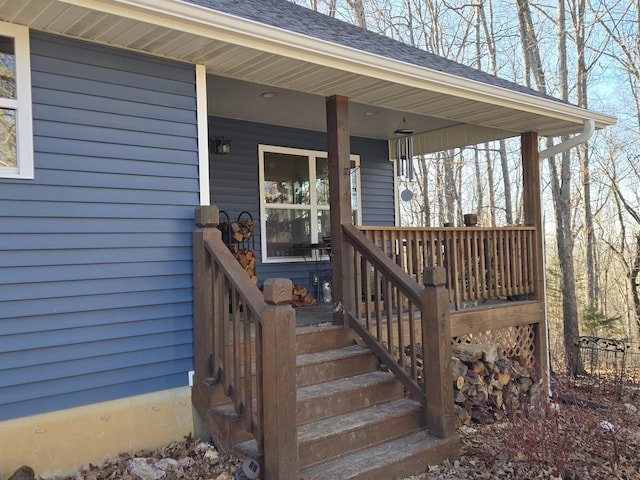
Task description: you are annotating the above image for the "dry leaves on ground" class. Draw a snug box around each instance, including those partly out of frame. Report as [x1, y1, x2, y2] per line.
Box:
[47, 376, 640, 480]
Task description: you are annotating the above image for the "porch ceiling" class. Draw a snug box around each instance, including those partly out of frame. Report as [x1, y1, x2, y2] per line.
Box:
[2, 0, 616, 145]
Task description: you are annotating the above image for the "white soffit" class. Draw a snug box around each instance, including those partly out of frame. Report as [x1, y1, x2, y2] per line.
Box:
[389, 124, 520, 159]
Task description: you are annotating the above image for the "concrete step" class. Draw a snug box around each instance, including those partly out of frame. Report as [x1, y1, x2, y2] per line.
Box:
[296, 371, 403, 425]
[298, 430, 460, 480]
[297, 397, 423, 469]
[296, 344, 379, 387]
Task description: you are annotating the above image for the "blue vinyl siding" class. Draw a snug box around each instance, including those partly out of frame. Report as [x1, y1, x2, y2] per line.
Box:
[209, 116, 395, 294]
[0, 32, 199, 421]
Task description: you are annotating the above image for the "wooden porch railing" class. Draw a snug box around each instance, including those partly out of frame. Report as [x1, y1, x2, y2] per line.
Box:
[193, 206, 298, 480]
[354, 224, 548, 384]
[357, 226, 537, 310]
[342, 224, 456, 439]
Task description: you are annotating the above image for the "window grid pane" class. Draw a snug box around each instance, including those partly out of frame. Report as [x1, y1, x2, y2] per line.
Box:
[261, 146, 360, 261]
[265, 208, 311, 257]
[316, 157, 329, 206]
[264, 152, 310, 205]
[0, 35, 16, 100]
[0, 108, 16, 168]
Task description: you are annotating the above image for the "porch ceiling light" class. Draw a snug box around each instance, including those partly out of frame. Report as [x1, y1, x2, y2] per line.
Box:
[394, 116, 414, 180]
[260, 91, 279, 98]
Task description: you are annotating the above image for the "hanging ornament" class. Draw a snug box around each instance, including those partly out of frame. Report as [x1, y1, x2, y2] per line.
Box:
[400, 188, 414, 202]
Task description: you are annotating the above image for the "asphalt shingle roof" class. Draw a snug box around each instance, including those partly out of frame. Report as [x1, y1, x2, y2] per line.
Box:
[183, 0, 565, 104]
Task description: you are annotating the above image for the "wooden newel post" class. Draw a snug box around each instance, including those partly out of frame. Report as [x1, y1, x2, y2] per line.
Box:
[421, 266, 456, 439]
[261, 278, 298, 480]
[193, 206, 220, 382]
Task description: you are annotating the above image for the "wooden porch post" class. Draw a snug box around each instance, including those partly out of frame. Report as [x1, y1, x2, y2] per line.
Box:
[326, 95, 355, 324]
[521, 132, 549, 382]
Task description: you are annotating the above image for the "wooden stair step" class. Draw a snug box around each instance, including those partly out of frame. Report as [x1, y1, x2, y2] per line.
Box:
[297, 397, 423, 469]
[296, 371, 403, 425]
[296, 344, 379, 387]
[207, 402, 254, 447]
[298, 430, 460, 480]
[210, 344, 376, 393]
[295, 325, 356, 354]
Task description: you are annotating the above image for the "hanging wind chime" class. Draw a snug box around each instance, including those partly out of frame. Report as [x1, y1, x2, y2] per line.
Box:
[394, 116, 414, 180]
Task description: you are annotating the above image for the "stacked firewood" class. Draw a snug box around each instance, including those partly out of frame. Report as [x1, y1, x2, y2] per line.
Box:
[450, 343, 539, 426]
[292, 284, 316, 307]
[230, 219, 253, 243]
[400, 342, 539, 427]
[232, 248, 257, 284]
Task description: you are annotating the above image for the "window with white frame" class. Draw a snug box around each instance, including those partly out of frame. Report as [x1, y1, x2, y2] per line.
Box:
[0, 22, 33, 179]
[259, 145, 361, 262]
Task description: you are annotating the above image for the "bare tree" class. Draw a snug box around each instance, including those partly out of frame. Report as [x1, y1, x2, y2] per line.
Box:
[474, 0, 514, 225]
[598, 134, 640, 339]
[590, 1, 640, 337]
[516, 0, 584, 373]
[569, 0, 610, 313]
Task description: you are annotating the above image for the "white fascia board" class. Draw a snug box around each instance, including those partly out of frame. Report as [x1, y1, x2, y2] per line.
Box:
[62, 0, 617, 131]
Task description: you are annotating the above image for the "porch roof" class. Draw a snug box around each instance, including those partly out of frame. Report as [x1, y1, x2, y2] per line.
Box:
[2, 0, 616, 148]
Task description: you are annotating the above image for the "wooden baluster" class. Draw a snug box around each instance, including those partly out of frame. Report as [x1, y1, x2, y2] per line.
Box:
[232, 287, 242, 413]
[479, 230, 487, 299]
[243, 307, 254, 433]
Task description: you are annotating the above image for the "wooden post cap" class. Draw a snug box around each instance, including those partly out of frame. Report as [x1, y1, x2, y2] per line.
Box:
[195, 206, 219, 227]
[263, 278, 293, 305]
[424, 266, 446, 287]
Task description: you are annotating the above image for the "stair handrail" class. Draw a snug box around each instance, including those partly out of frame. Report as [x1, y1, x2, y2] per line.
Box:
[342, 223, 456, 439]
[193, 206, 298, 479]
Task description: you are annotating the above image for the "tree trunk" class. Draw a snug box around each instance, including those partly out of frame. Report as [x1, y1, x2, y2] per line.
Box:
[499, 139, 513, 225]
[444, 149, 457, 225]
[474, 149, 483, 220]
[436, 154, 446, 226]
[574, 0, 598, 310]
[327, 0, 336, 17]
[485, 144, 496, 227]
[347, 0, 367, 28]
[419, 155, 431, 227]
[555, 0, 583, 374]
[631, 234, 640, 335]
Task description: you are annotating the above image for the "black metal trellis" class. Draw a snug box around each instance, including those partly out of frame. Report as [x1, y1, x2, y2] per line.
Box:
[573, 336, 640, 397]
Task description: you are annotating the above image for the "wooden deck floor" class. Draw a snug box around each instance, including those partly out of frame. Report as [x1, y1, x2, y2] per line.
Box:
[293, 297, 529, 328]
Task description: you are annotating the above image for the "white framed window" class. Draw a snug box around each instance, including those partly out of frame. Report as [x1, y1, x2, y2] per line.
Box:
[0, 22, 33, 179]
[259, 144, 361, 263]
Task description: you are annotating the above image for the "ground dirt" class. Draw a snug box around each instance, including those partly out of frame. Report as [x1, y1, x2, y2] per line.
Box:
[45, 375, 640, 480]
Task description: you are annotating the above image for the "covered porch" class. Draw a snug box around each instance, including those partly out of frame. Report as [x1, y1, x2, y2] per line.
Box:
[183, 3, 609, 479]
[195, 84, 554, 477]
